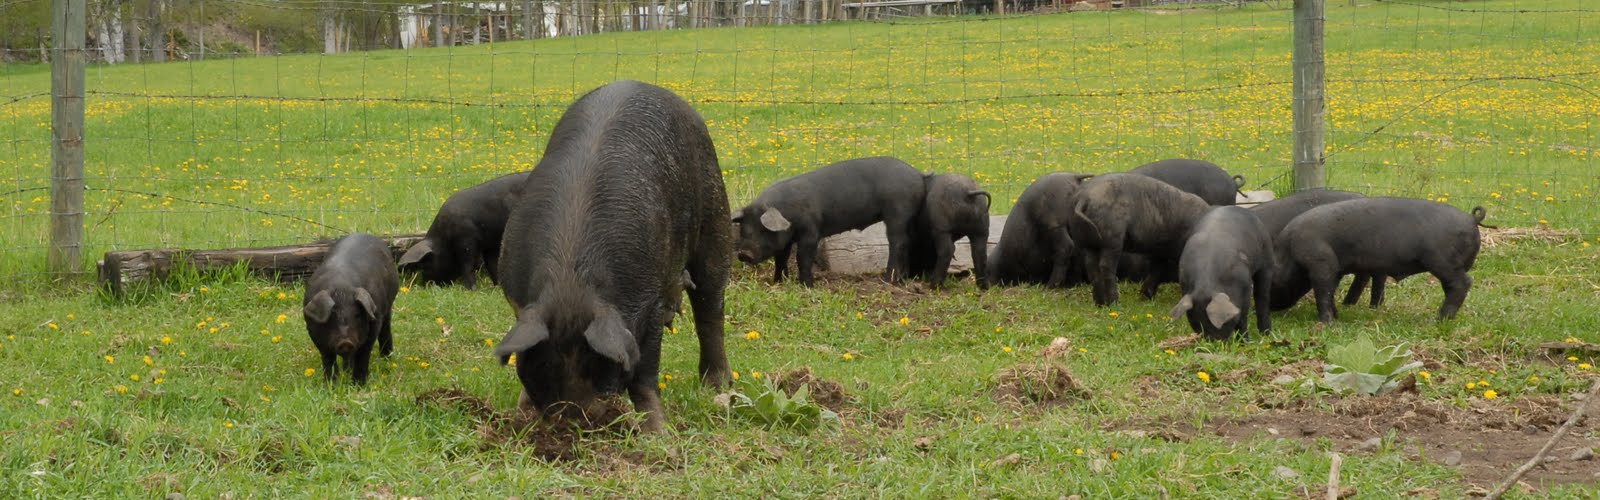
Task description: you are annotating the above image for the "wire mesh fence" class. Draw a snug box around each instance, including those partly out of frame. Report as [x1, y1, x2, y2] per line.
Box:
[1, 0, 1596, 280]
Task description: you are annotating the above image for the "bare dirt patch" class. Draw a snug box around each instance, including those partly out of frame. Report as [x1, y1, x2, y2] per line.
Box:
[775, 367, 852, 412]
[417, 387, 632, 461]
[1203, 392, 1597, 490]
[993, 361, 1092, 407]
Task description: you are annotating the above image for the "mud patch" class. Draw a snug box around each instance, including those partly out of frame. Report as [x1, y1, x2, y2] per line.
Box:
[1205, 392, 1597, 489]
[993, 361, 1091, 407]
[776, 367, 852, 412]
[417, 387, 633, 461]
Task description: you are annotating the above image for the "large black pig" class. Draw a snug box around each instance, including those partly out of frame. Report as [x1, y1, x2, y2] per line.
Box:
[1248, 189, 1380, 310]
[304, 233, 400, 385]
[1067, 173, 1212, 306]
[1170, 206, 1274, 340]
[398, 171, 530, 288]
[1130, 158, 1244, 206]
[906, 173, 991, 289]
[492, 81, 733, 433]
[732, 156, 925, 286]
[1274, 197, 1487, 323]
[984, 173, 1094, 287]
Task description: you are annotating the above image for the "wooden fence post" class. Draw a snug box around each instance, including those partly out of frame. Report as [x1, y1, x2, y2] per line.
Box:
[1292, 0, 1326, 191]
[51, 0, 88, 275]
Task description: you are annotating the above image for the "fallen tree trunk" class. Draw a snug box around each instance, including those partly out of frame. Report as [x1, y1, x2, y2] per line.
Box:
[98, 235, 425, 295]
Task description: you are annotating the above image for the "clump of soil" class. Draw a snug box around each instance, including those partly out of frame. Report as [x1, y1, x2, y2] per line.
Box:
[776, 367, 851, 412]
[417, 387, 632, 461]
[993, 361, 1091, 407]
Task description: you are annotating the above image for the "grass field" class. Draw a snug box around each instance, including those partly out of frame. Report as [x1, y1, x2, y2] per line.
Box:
[2, 0, 1600, 497]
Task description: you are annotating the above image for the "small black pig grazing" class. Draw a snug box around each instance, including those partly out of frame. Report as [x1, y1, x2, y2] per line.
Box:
[906, 173, 991, 289]
[1131, 158, 1244, 206]
[1067, 173, 1212, 306]
[398, 171, 530, 289]
[304, 233, 399, 385]
[732, 156, 925, 286]
[1248, 189, 1381, 310]
[493, 81, 732, 433]
[1170, 206, 1274, 340]
[985, 173, 1094, 287]
[1274, 197, 1488, 323]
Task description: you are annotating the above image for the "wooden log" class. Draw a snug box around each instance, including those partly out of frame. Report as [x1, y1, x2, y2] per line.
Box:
[100, 190, 1278, 290]
[98, 235, 425, 295]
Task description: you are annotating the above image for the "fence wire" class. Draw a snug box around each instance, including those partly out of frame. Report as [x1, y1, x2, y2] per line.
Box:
[1, 0, 1596, 280]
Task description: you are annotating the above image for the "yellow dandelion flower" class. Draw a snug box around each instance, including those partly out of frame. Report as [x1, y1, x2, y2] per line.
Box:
[842, 352, 855, 361]
[161, 336, 172, 345]
[1078, 347, 1087, 353]
[1165, 349, 1176, 356]
[275, 314, 287, 324]
[224, 421, 234, 428]
[1570, 356, 1580, 362]
[129, 374, 140, 382]
[154, 378, 164, 384]
[745, 330, 761, 340]
[507, 354, 517, 366]
[484, 338, 494, 347]
[898, 316, 910, 326]
[104, 355, 115, 364]
[261, 396, 271, 403]
[994, 327, 1003, 333]
[1111, 451, 1122, 460]
[304, 368, 316, 377]
[658, 382, 667, 390]
[435, 317, 445, 325]
[973, 415, 983, 423]
[1003, 346, 1013, 353]
[1582, 363, 1593, 371]
[1419, 371, 1431, 380]
[178, 351, 186, 357]
[66, 314, 74, 319]
[1466, 382, 1477, 389]
[47, 322, 59, 330]
[1483, 390, 1498, 399]
[732, 371, 741, 380]
[115, 385, 129, 394]
[419, 362, 430, 368]
[751, 371, 762, 379]
[208, 328, 218, 334]
[143, 356, 154, 366]
[1528, 376, 1539, 382]
[1075, 448, 1084, 455]
[12, 388, 22, 396]
[400, 286, 410, 294]
[1109, 312, 1119, 318]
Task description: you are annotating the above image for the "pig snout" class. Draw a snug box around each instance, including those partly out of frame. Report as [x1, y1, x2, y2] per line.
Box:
[332, 333, 360, 354]
[736, 250, 758, 265]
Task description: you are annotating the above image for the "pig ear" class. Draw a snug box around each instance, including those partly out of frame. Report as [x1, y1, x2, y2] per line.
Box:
[353, 288, 380, 322]
[584, 305, 640, 371]
[397, 239, 433, 267]
[1205, 293, 1241, 329]
[1169, 294, 1193, 321]
[304, 290, 335, 323]
[759, 207, 791, 232]
[494, 306, 549, 365]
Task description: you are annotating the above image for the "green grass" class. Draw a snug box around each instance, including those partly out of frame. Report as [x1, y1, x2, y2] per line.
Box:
[2, 0, 1600, 497]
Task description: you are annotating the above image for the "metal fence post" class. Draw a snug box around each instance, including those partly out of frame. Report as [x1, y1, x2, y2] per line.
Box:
[1293, 0, 1326, 191]
[50, 0, 87, 275]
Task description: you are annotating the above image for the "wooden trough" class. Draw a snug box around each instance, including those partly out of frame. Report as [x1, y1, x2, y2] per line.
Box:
[97, 190, 1275, 293]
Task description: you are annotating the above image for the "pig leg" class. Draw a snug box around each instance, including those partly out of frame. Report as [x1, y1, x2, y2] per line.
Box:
[795, 232, 822, 287]
[1091, 244, 1123, 306]
[1369, 275, 1388, 308]
[1436, 271, 1472, 320]
[928, 233, 956, 289]
[627, 313, 668, 433]
[628, 379, 668, 433]
[772, 244, 792, 283]
[1310, 265, 1340, 323]
[1342, 273, 1368, 306]
[969, 233, 990, 290]
[350, 347, 372, 385]
[1046, 227, 1076, 288]
[687, 258, 733, 388]
[1253, 269, 1273, 334]
[378, 314, 394, 357]
[1139, 260, 1169, 299]
[883, 218, 913, 284]
[320, 351, 339, 382]
[483, 246, 502, 285]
